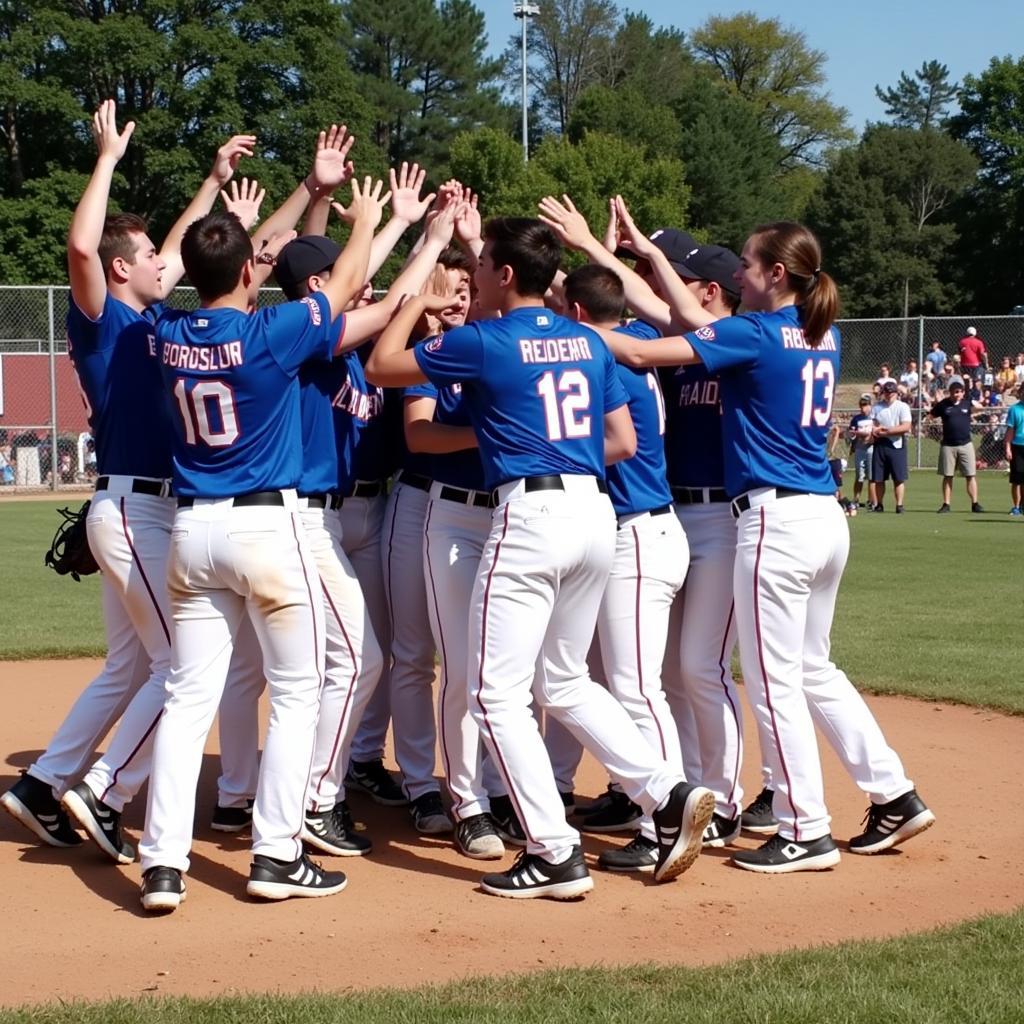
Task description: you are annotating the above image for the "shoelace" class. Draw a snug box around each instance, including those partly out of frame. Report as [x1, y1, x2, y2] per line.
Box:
[860, 804, 884, 830]
[460, 815, 494, 842]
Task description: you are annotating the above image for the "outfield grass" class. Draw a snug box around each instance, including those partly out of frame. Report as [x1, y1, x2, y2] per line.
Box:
[2, 909, 1022, 1023]
[3, 476, 1021, 708]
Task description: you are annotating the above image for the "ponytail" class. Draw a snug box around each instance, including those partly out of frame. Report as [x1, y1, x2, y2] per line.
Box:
[749, 222, 840, 348]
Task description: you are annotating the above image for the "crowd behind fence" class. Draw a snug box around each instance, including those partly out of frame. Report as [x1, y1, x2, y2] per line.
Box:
[1, 286, 1022, 491]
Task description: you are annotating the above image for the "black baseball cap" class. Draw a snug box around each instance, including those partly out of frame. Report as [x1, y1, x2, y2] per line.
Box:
[677, 244, 741, 299]
[274, 236, 341, 298]
[616, 227, 699, 269]
[881, 381, 899, 394]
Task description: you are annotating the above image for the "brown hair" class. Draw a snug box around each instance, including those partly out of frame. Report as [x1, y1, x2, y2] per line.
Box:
[563, 264, 625, 323]
[749, 221, 839, 347]
[181, 212, 254, 302]
[98, 213, 148, 276]
[482, 217, 562, 297]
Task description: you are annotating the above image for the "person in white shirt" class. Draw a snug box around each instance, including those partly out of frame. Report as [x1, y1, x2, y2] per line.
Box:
[870, 381, 913, 513]
[875, 363, 897, 390]
[899, 359, 919, 393]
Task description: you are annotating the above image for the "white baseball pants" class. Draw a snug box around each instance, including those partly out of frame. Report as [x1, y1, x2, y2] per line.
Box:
[470, 478, 683, 864]
[733, 491, 913, 842]
[140, 494, 325, 872]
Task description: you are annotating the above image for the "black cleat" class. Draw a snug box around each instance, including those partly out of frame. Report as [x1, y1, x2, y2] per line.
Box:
[454, 813, 505, 860]
[0, 772, 82, 848]
[247, 853, 347, 900]
[702, 812, 742, 848]
[597, 832, 658, 873]
[61, 782, 135, 863]
[652, 782, 716, 883]
[848, 789, 935, 855]
[732, 832, 840, 873]
[480, 845, 593, 900]
[489, 794, 527, 847]
[740, 786, 779, 834]
[409, 791, 452, 834]
[579, 788, 642, 833]
[141, 866, 186, 912]
[302, 806, 372, 857]
[345, 759, 408, 806]
[211, 799, 253, 833]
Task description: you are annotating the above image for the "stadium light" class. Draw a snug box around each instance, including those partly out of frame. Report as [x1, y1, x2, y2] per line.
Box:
[513, 2, 541, 162]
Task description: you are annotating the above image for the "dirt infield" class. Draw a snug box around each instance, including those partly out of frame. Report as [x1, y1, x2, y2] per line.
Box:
[2, 659, 1021, 1008]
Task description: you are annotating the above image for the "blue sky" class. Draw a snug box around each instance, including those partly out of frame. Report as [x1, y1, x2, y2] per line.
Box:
[476, 0, 1023, 130]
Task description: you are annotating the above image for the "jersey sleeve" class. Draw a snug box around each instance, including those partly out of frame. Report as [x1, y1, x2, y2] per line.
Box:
[602, 346, 629, 413]
[686, 314, 762, 373]
[413, 325, 484, 386]
[615, 320, 662, 341]
[404, 381, 439, 400]
[261, 292, 336, 373]
[67, 293, 117, 354]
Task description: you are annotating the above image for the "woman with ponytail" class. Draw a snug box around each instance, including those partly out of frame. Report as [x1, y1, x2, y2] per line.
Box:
[599, 205, 935, 875]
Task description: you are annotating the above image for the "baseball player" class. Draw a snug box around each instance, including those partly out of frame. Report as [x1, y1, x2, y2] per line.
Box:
[604, 208, 935, 873]
[366, 216, 714, 899]
[138, 181, 388, 912]
[0, 101, 256, 853]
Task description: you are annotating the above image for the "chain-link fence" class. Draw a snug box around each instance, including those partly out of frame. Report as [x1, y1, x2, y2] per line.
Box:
[2, 285, 1023, 491]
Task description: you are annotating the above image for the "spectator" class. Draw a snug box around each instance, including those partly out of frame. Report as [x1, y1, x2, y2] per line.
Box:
[995, 356, 1016, 391]
[870, 381, 912, 513]
[928, 377, 984, 514]
[982, 386, 1001, 407]
[1004, 383, 1024, 515]
[1015, 353, 1024, 386]
[84, 438, 98, 479]
[875, 363, 897, 389]
[846, 393, 875, 510]
[958, 326, 988, 379]
[0, 446, 13, 486]
[827, 423, 854, 516]
[899, 359, 919, 393]
[925, 340, 947, 379]
[965, 374, 983, 405]
[979, 414, 1006, 469]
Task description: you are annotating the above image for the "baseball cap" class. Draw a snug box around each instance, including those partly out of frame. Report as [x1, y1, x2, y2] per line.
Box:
[274, 236, 341, 298]
[636, 228, 699, 271]
[966, 326, 977, 336]
[948, 376, 965, 389]
[859, 393, 873, 404]
[881, 381, 899, 394]
[677, 244, 741, 299]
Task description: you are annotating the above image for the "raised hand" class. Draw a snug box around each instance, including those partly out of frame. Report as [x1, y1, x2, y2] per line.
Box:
[92, 99, 135, 162]
[210, 134, 257, 186]
[424, 201, 457, 249]
[612, 195, 656, 258]
[311, 124, 356, 192]
[255, 229, 298, 265]
[389, 162, 435, 224]
[417, 291, 461, 314]
[454, 188, 482, 245]
[220, 177, 266, 231]
[332, 176, 391, 231]
[601, 197, 620, 253]
[537, 194, 597, 251]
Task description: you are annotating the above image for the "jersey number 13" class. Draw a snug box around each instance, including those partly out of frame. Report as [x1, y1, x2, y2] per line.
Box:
[799, 359, 835, 427]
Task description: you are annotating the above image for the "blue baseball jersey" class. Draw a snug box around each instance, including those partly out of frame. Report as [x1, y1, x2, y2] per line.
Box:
[405, 381, 486, 491]
[662, 363, 726, 489]
[156, 293, 335, 497]
[413, 306, 627, 489]
[606, 322, 673, 515]
[333, 350, 387, 489]
[688, 305, 839, 497]
[67, 295, 173, 478]
[297, 314, 348, 495]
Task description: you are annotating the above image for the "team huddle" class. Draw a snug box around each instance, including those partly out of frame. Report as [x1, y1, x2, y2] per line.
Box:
[1, 103, 935, 911]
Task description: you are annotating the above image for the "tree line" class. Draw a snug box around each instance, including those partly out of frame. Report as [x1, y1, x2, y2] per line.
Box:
[0, 0, 1021, 315]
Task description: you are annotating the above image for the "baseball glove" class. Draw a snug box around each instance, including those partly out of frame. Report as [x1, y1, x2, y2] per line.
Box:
[44, 502, 99, 581]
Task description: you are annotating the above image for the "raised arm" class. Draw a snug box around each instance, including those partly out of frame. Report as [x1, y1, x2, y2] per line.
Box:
[365, 293, 456, 387]
[252, 124, 355, 251]
[593, 323, 702, 370]
[404, 395, 477, 454]
[319, 176, 390, 321]
[364, 162, 435, 281]
[604, 404, 637, 464]
[537, 194, 673, 332]
[67, 100, 134, 319]
[159, 133, 257, 294]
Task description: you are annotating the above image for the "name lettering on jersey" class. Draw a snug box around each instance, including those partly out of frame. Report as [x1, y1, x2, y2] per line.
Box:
[331, 379, 383, 423]
[781, 326, 837, 351]
[677, 378, 720, 408]
[519, 336, 593, 364]
[161, 340, 244, 372]
[301, 296, 322, 326]
[147, 333, 156, 356]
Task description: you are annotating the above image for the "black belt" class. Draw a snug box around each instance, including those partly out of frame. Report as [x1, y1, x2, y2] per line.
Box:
[300, 493, 344, 510]
[492, 474, 609, 503]
[177, 491, 285, 509]
[437, 484, 495, 509]
[96, 476, 172, 498]
[397, 471, 432, 492]
[347, 479, 385, 499]
[618, 505, 672, 528]
[672, 486, 729, 505]
[730, 488, 804, 518]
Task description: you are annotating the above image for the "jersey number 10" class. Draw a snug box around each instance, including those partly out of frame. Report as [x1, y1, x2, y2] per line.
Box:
[173, 379, 240, 447]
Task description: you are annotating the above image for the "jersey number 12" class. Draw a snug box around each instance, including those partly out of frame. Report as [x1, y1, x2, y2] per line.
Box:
[537, 370, 591, 440]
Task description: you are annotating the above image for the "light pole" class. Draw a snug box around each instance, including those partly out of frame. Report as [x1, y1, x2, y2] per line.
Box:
[513, 2, 540, 162]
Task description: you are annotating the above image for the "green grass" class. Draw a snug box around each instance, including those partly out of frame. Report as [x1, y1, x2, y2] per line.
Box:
[2, 909, 1022, 1022]
[0, 499, 104, 658]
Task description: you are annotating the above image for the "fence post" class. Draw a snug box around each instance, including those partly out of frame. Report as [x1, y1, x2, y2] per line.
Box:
[48, 286, 59, 492]
[916, 315, 925, 469]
